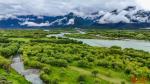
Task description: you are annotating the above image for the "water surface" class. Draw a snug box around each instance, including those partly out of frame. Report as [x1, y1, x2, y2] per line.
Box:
[76, 39, 150, 52]
[11, 54, 43, 84]
[47, 32, 150, 52]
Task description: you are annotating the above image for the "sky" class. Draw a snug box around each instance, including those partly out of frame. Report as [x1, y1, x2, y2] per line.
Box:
[0, 0, 150, 16]
[136, 0, 150, 10]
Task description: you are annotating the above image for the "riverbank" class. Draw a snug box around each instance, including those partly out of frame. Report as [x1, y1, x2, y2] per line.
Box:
[64, 29, 150, 41]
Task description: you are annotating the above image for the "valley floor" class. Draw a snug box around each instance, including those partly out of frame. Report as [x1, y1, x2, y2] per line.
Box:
[0, 29, 150, 84]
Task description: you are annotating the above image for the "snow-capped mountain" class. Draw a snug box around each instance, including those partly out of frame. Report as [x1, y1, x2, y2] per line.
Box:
[0, 6, 150, 28]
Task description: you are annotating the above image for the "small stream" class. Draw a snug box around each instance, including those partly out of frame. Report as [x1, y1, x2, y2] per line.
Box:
[11, 54, 43, 84]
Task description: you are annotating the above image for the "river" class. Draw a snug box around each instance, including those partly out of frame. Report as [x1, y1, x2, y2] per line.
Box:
[47, 32, 150, 52]
[11, 54, 43, 84]
[76, 39, 150, 52]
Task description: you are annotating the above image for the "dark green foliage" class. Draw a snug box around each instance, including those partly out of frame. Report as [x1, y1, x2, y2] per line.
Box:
[121, 81, 126, 84]
[50, 79, 59, 84]
[42, 66, 52, 74]
[0, 43, 19, 58]
[77, 60, 91, 68]
[0, 56, 10, 71]
[91, 70, 99, 77]
[65, 30, 150, 41]
[0, 76, 12, 84]
[49, 59, 68, 67]
[0, 30, 48, 38]
[30, 38, 83, 44]
[77, 75, 86, 83]
[0, 37, 10, 43]
[40, 73, 50, 83]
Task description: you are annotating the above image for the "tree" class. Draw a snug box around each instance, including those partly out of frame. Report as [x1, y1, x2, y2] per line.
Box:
[42, 66, 52, 74]
[91, 70, 99, 77]
[0, 48, 12, 58]
[77, 60, 90, 68]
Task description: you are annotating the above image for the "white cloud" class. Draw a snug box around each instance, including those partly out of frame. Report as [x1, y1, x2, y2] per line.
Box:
[20, 21, 50, 27]
[136, 0, 150, 10]
[98, 11, 131, 24]
[0, 0, 147, 16]
[0, 14, 17, 20]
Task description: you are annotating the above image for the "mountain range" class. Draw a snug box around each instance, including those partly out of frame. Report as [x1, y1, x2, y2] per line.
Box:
[0, 6, 150, 29]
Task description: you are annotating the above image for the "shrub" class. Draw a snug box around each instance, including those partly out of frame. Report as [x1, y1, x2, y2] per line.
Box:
[121, 81, 126, 84]
[42, 66, 52, 74]
[0, 56, 10, 71]
[40, 73, 50, 83]
[77, 75, 86, 83]
[49, 59, 68, 67]
[50, 78, 59, 84]
[77, 60, 91, 68]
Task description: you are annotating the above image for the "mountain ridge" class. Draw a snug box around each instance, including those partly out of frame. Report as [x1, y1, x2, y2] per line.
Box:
[0, 6, 150, 28]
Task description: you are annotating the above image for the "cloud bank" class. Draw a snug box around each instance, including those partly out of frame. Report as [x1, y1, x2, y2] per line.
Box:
[20, 21, 51, 27]
[0, 0, 146, 16]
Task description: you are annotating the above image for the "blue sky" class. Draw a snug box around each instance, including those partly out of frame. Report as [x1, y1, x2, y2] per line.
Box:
[0, 0, 149, 16]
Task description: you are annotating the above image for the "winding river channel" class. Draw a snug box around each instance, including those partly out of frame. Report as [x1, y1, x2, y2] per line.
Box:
[11, 54, 43, 84]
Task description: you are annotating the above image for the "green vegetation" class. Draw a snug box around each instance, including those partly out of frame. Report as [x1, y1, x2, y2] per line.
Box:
[0, 29, 149, 84]
[0, 54, 29, 84]
[0, 68, 29, 84]
[20, 40, 150, 83]
[0, 30, 34, 84]
[65, 29, 150, 41]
